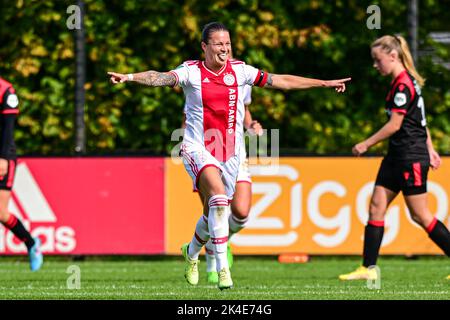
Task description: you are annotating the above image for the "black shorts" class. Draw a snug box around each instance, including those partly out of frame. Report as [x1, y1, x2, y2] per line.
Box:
[375, 157, 429, 196]
[0, 159, 17, 191]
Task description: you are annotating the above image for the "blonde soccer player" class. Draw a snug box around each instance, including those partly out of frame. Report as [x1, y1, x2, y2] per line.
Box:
[339, 35, 449, 281]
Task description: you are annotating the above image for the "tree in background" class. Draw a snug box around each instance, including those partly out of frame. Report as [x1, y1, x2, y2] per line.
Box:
[0, 0, 448, 155]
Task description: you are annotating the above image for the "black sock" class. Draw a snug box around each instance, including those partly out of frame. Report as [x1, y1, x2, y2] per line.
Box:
[427, 219, 450, 256]
[363, 221, 384, 267]
[2, 214, 35, 250]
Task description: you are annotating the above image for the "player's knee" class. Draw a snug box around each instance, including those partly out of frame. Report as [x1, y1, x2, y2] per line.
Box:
[368, 201, 386, 220]
[410, 213, 424, 226]
[409, 212, 430, 228]
[231, 204, 250, 220]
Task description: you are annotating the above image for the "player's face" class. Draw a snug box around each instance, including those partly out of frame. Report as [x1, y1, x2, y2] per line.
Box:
[371, 46, 395, 76]
[202, 30, 231, 70]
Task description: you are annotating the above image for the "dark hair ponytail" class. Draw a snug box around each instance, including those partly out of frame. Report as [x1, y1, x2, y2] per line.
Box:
[201, 22, 229, 43]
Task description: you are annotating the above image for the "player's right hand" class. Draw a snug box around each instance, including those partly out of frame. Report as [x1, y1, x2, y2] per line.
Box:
[352, 141, 368, 156]
[108, 72, 128, 84]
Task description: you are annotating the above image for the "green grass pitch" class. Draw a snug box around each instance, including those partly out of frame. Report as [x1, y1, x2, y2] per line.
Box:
[0, 256, 448, 300]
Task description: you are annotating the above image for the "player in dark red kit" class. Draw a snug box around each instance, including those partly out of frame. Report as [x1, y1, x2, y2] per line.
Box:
[0, 76, 43, 271]
[340, 35, 450, 281]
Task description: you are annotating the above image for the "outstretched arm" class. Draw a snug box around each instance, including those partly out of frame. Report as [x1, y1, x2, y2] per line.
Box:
[352, 112, 404, 156]
[264, 74, 351, 93]
[108, 71, 176, 87]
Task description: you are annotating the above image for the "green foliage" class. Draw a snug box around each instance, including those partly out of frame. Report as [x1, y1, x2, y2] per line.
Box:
[0, 0, 449, 155]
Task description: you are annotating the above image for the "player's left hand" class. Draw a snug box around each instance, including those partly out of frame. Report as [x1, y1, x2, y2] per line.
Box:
[249, 120, 263, 136]
[325, 78, 351, 93]
[429, 148, 442, 170]
[352, 141, 368, 156]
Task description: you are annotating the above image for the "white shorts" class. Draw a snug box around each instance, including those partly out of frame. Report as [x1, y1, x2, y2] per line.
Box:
[236, 142, 252, 184]
[180, 143, 240, 199]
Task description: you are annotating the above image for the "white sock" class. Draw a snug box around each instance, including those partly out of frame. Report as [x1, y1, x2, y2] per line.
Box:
[228, 213, 249, 237]
[188, 215, 209, 260]
[204, 240, 216, 272]
[208, 195, 230, 271]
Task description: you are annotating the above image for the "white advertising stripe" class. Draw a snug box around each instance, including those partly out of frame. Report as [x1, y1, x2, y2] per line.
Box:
[12, 163, 57, 222]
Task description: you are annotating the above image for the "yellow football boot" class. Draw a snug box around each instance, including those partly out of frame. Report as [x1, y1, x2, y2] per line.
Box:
[218, 267, 233, 290]
[181, 243, 199, 285]
[339, 266, 378, 280]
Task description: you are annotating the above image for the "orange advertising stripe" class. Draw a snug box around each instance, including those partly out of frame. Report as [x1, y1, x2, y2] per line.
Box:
[165, 157, 450, 255]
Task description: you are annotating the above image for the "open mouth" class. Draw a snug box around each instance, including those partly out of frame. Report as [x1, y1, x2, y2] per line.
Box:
[218, 53, 228, 61]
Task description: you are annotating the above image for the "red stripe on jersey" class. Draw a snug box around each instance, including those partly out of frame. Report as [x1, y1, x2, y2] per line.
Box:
[180, 147, 199, 176]
[7, 160, 15, 188]
[2, 109, 19, 114]
[0, 78, 13, 104]
[200, 60, 238, 161]
[387, 70, 416, 102]
[186, 152, 198, 176]
[391, 108, 407, 114]
[413, 162, 422, 186]
[186, 60, 199, 66]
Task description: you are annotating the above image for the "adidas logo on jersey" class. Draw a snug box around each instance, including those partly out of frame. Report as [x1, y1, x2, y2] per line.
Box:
[202, 77, 210, 83]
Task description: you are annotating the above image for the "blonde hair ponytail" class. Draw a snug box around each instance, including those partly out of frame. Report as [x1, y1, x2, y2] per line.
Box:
[371, 35, 425, 87]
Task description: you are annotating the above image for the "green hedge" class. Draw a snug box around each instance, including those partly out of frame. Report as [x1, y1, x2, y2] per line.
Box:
[0, 0, 449, 155]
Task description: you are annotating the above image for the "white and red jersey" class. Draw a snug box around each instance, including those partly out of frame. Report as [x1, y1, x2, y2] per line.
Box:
[170, 59, 267, 162]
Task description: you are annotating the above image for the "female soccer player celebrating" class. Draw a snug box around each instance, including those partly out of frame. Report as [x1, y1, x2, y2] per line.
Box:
[339, 35, 450, 281]
[109, 22, 350, 290]
[182, 83, 262, 285]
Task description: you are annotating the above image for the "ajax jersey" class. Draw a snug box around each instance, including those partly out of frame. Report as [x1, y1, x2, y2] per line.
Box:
[170, 59, 267, 162]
